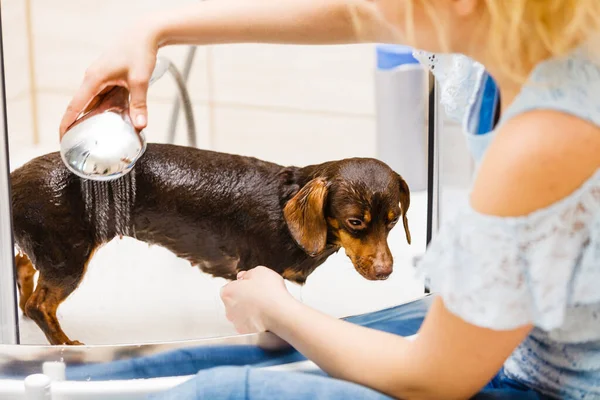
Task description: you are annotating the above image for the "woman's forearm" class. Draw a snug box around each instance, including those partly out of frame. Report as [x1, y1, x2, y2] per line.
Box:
[146, 0, 396, 48]
[266, 298, 429, 399]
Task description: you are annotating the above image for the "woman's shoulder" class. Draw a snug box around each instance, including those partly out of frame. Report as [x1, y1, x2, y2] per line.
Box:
[501, 43, 600, 128]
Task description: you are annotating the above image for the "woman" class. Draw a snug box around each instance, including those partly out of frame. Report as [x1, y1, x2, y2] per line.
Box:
[60, 1, 600, 398]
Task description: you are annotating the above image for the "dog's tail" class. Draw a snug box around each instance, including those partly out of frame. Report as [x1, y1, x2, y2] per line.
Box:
[80, 170, 137, 243]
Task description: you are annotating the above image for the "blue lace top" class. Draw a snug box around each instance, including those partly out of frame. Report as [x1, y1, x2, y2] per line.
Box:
[413, 47, 600, 399]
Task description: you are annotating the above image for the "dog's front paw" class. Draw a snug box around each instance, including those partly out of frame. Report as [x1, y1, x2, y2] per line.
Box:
[65, 340, 85, 346]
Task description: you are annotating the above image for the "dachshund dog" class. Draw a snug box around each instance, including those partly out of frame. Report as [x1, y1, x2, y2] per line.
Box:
[9, 90, 411, 346]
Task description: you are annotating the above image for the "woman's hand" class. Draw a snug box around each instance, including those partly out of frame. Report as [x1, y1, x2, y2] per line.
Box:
[220, 266, 295, 334]
[59, 20, 160, 138]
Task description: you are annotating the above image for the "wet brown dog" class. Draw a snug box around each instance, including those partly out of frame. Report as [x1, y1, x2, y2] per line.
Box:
[10, 143, 411, 345]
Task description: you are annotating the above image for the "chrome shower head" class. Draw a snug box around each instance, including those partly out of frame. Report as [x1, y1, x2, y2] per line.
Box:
[60, 58, 169, 181]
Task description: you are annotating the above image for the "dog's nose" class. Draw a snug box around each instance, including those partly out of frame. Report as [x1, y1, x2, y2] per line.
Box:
[373, 265, 392, 280]
[372, 248, 393, 280]
[375, 272, 389, 280]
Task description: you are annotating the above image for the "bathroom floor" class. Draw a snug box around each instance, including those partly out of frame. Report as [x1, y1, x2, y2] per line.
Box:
[11, 145, 430, 346]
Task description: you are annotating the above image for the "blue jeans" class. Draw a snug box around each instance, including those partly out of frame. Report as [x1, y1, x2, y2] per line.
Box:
[64, 296, 548, 399]
[147, 366, 547, 400]
[148, 366, 394, 400]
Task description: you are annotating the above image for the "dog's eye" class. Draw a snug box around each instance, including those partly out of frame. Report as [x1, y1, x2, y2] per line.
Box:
[347, 218, 365, 228]
[389, 216, 400, 226]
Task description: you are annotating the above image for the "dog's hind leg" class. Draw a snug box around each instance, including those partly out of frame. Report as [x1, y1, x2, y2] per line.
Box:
[15, 253, 36, 315]
[24, 247, 97, 346]
[24, 273, 86, 345]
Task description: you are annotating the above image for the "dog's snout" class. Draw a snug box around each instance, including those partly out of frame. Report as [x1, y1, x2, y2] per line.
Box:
[372, 246, 393, 280]
[373, 264, 392, 280]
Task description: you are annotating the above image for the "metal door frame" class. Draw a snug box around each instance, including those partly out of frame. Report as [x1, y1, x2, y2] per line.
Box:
[0, 5, 20, 345]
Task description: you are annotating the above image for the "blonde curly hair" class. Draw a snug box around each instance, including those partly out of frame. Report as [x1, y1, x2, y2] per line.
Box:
[351, 0, 600, 82]
[480, 0, 600, 81]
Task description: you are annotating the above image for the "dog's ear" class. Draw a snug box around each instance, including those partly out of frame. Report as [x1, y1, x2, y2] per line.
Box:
[396, 173, 411, 245]
[283, 178, 328, 256]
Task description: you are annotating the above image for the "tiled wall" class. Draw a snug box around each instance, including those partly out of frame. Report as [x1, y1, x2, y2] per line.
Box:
[1, 0, 379, 168]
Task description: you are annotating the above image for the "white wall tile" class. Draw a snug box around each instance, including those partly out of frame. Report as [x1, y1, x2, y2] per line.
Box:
[145, 99, 210, 149]
[152, 46, 210, 103]
[28, 0, 208, 102]
[212, 43, 376, 115]
[6, 97, 34, 153]
[213, 105, 375, 166]
[1, 0, 31, 100]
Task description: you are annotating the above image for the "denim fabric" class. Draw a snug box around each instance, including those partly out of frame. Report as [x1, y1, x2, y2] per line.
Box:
[48, 296, 545, 399]
[147, 366, 395, 400]
[148, 365, 549, 400]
